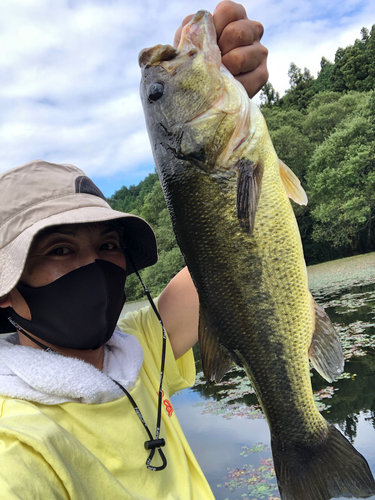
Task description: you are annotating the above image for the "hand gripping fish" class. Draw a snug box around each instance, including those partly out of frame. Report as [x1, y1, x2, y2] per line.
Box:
[139, 11, 375, 500]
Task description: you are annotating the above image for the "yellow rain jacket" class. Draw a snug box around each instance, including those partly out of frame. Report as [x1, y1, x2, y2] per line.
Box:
[0, 303, 214, 499]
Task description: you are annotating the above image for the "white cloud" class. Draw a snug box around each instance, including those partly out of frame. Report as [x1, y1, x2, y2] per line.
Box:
[262, 0, 375, 94]
[1, 0, 374, 192]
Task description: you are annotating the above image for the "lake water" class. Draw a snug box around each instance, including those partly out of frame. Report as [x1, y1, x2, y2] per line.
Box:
[171, 281, 375, 500]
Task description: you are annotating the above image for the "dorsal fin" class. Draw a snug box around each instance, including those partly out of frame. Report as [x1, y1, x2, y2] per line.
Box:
[279, 159, 308, 206]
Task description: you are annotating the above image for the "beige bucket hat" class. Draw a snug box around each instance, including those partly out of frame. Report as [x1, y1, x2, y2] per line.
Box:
[0, 159, 158, 299]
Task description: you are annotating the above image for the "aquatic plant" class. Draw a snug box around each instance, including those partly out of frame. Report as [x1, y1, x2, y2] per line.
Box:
[313, 386, 336, 411]
[194, 371, 338, 417]
[323, 291, 375, 313]
[335, 321, 375, 358]
[194, 373, 263, 419]
[216, 443, 280, 500]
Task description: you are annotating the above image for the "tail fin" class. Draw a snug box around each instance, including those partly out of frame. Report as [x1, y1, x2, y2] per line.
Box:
[272, 423, 375, 500]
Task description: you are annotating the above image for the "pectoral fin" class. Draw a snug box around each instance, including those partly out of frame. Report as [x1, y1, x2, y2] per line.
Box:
[308, 294, 344, 382]
[236, 158, 263, 235]
[199, 305, 234, 383]
[279, 159, 308, 206]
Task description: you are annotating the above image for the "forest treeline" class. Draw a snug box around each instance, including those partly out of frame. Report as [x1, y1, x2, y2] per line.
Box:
[108, 25, 375, 301]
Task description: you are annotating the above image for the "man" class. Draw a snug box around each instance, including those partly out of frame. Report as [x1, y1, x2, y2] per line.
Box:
[0, 2, 268, 498]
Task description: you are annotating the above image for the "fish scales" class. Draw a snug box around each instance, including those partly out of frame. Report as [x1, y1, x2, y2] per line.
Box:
[164, 132, 322, 442]
[139, 10, 375, 500]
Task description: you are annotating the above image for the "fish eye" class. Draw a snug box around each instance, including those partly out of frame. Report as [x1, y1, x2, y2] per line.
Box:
[148, 82, 164, 102]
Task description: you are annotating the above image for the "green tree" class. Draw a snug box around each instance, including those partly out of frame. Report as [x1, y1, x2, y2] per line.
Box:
[262, 107, 305, 132]
[279, 63, 317, 110]
[269, 125, 312, 180]
[140, 181, 167, 227]
[306, 100, 375, 254]
[331, 47, 348, 92]
[331, 26, 375, 93]
[140, 248, 185, 297]
[313, 57, 335, 93]
[107, 171, 158, 214]
[153, 209, 179, 253]
[259, 82, 280, 109]
[306, 91, 341, 110]
[303, 91, 365, 144]
[361, 27, 370, 42]
[342, 43, 369, 92]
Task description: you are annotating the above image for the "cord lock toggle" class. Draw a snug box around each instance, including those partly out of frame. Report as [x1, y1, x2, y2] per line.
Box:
[144, 438, 166, 450]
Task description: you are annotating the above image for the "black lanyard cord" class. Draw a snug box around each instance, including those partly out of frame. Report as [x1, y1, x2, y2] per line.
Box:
[111, 378, 167, 471]
[7, 317, 56, 353]
[124, 246, 168, 471]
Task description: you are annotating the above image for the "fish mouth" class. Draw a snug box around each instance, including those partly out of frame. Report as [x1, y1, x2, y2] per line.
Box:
[178, 10, 221, 69]
[139, 11, 221, 70]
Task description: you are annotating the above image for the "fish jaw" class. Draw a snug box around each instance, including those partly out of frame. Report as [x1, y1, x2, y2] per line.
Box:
[177, 10, 221, 69]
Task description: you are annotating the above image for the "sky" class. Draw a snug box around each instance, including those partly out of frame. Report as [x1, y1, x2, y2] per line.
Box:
[1, 0, 374, 197]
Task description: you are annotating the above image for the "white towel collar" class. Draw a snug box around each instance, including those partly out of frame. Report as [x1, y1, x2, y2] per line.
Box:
[0, 326, 144, 405]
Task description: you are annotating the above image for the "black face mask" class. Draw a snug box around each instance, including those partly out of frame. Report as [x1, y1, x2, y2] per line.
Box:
[5, 260, 126, 350]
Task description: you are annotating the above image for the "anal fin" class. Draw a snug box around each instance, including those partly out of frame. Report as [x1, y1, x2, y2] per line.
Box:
[308, 294, 344, 382]
[198, 305, 234, 383]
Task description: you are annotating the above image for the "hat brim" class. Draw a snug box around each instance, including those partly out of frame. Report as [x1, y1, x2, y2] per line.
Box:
[0, 205, 158, 299]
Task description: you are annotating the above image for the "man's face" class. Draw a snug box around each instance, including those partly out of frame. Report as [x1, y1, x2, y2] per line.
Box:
[21, 222, 126, 288]
[5, 222, 126, 321]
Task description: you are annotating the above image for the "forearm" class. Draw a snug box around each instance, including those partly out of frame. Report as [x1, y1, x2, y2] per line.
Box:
[158, 267, 199, 359]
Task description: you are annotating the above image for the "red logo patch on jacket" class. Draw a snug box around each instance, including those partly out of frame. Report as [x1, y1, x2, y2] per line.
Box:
[157, 390, 173, 417]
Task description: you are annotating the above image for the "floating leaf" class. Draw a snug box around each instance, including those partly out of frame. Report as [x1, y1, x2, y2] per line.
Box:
[216, 444, 280, 499]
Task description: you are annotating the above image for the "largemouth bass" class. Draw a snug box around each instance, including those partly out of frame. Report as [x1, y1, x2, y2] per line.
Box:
[139, 11, 375, 500]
